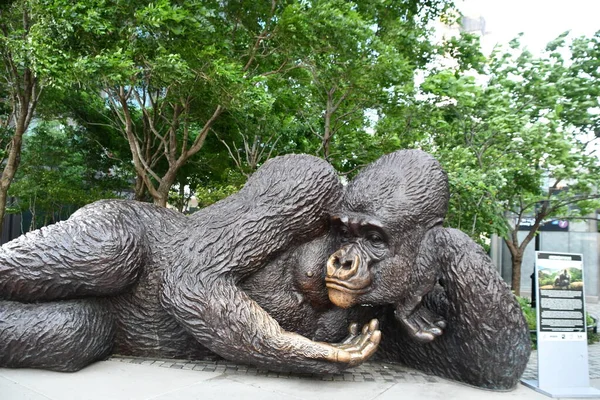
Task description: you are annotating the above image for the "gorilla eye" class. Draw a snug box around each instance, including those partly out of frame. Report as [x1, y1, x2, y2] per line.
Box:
[339, 226, 351, 242]
[367, 232, 385, 247]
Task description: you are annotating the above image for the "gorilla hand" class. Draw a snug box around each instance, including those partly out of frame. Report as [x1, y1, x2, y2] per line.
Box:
[324, 319, 381, 366]
[395, 305, 446, 343]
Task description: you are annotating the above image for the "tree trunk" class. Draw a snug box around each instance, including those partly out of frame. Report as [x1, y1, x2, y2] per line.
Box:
[322, 90, 334, 161]
[28, 194, 36, 231]
[134, 175, 146, 201]
[0, 189, 8, 236]
[511, 253, 523, 296]
[153, 170, 177, 208]
[154, 193, 168, 208]
[323, 110, 332, 160]
[177, 183, 185, 213]
[504, 231, 524, 296]
[0, 8, 39, 237]
[0, 119, 26, 235]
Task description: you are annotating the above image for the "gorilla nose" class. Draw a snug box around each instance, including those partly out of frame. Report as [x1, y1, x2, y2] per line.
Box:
[327, 251, 359, 280]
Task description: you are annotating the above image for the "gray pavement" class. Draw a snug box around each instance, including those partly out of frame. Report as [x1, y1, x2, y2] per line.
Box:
[2, 359, 588, 400]
[1, 301, 600, 400]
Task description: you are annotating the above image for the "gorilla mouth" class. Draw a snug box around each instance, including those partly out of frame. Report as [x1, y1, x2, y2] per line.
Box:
[324, 278, 371, 294]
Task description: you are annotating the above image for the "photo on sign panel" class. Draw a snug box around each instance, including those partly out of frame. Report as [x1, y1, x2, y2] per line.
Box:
[538, 265, 583, 291]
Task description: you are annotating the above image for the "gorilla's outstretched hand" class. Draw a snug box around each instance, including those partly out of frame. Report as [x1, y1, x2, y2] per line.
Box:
[278, 319, 381, 369]
[326, 319, 381, 366]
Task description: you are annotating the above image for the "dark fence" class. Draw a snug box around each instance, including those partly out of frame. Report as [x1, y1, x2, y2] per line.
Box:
[1, 213, 22, 245]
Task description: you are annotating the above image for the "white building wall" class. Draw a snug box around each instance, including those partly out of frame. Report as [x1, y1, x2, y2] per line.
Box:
[498, 229, 600, 301]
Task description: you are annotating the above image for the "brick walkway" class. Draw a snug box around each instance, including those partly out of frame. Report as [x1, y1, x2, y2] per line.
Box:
[109, 357, 440, 384]
[110, 301, 600, 384]
[112, 341, 600, 385]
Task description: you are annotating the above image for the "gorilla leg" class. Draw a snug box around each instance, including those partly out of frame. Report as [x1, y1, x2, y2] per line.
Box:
[0, 299, 115, 371]
[0, 200, 152, 302]
[378, 228, 530, 390]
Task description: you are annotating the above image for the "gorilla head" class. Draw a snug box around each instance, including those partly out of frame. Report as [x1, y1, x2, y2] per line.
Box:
[325, 150, 449, 308]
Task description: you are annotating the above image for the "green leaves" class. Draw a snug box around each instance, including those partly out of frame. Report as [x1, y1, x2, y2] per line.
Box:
[399, 30, 600, 254]
[3, 0, 457, 209]
[7, 122, 125, 229]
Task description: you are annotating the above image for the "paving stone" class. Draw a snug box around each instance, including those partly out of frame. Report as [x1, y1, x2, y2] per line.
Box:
[116, 344, 600, 385]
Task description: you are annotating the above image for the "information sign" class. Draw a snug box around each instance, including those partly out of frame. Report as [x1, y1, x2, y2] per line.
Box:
[521, 252, 600, 398]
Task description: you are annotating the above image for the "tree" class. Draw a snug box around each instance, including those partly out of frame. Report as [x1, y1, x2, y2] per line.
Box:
[406, 32, 600, 295]
[276, 0, 454, 173]
[33, 0, 458, 206]
[30, 0, 286, 206]
[7, 121, 126, 231]
[0, 0, 44, 232]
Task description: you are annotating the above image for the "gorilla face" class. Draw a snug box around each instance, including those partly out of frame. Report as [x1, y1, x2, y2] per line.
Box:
[325, 215, 390, 308]
[324, 212, 430, 309]
[325, 150, 450, 309]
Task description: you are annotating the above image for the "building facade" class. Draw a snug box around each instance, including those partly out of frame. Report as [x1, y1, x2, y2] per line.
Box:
[490, 217, 600, 302]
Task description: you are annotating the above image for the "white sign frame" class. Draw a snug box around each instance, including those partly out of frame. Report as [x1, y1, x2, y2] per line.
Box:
[521, 251, 600, 397]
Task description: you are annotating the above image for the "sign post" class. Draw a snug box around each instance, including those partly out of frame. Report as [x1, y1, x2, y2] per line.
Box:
[522, 251, 600, 397]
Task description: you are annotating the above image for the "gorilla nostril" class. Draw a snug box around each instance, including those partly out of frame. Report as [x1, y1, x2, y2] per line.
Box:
[326, 251, 360, 279]
[333, 257, 342, 269]
[341, 259, 353, 270]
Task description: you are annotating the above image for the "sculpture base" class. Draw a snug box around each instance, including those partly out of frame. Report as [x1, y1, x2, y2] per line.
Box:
[521, 379, 600, 398]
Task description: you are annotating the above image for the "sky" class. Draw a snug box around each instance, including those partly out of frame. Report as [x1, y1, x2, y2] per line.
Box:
[456, 0, 600, 55]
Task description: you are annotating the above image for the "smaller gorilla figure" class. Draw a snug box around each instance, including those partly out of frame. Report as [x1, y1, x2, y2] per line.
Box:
[324, 151, 531, 389]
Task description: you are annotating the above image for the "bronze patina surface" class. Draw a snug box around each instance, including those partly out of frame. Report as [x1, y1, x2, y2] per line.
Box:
[0, 150, 530, 390]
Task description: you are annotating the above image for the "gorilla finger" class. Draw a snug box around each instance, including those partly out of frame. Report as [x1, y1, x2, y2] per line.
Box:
[435, 320, 447, 329]
[368, 319, 379, 332]
[350, 331, 381, 365]
[417, 315, 432, 330]
[401, 318, 420, 336]
[338, 323, 360, 345]
[348, 322, 360, 336]
[413, 330, 435, 343]
[368, 329, 382, 346]
[345, 323, 380, 352]
[417, 316, 442, 336]
[361, 322, 370, 335]
[427, 326, 442, 336]
[359, 319, 378, 337]
[337, 334, 364, 349]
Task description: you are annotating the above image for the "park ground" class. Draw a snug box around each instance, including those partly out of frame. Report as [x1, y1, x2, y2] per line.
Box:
[1, 302, 600, 400]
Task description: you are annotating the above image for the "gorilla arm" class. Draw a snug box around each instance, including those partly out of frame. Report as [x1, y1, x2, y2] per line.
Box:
[165, 276, 380, 373]
[408, 228, 530, 388]
[161, 155, 380, 374]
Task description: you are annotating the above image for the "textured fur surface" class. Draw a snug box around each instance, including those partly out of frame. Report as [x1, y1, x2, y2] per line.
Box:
[0, 150, 530, 389]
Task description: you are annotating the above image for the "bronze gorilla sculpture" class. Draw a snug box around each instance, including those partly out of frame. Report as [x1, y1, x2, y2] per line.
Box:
[0, 150, 530, 390]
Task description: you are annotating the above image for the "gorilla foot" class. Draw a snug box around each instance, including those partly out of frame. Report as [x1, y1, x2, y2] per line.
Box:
[397, 306, 446, 343]
[326, 319, 381, 366]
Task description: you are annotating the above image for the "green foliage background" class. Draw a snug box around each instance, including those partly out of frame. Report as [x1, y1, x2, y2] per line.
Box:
[1, 0, 600, 297]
